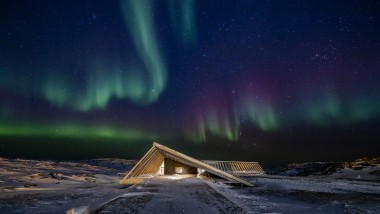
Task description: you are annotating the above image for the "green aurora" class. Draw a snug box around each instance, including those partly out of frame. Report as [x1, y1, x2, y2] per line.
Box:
[0, 0, 379, 150]
[0, 123, 157, 141]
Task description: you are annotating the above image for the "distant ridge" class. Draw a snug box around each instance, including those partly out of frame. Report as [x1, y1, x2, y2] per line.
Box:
[266, 157, 380, 180]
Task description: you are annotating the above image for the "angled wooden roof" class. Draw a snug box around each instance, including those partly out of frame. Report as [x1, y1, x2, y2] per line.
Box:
[121, 142, 254, 187]
[203, 160, 265, 175]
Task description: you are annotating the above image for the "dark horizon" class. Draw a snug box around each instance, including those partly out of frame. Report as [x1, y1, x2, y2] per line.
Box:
[1, 118, 379, 167]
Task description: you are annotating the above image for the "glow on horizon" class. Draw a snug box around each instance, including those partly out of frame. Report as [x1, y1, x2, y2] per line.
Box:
[0, 123, 158, 141]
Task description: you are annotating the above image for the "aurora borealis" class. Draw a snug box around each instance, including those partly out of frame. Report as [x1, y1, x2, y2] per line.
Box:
[1, 1, 379, 164]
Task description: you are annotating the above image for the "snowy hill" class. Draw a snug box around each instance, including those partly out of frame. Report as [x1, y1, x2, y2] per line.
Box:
[266, 157, 380, 181]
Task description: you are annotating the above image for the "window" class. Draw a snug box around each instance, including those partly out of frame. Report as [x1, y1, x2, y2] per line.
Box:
[175, 167, 183, 174]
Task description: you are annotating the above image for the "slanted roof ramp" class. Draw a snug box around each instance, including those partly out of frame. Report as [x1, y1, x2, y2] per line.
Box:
[204, 160, 265, 175]
[120, 143, 254, 187]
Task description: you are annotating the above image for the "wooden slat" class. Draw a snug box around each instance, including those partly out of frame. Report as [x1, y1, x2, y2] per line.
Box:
[203, 160, 265, 174]
[239, 163, 244, 172]
[243, 163, 250, 171]
[123, 145, 156, 180]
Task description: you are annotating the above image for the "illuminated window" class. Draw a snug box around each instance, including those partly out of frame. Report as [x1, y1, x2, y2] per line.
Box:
[175, 167, 183, 174]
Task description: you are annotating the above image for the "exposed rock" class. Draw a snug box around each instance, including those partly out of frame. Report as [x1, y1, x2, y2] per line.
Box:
[23, 183, 37, 188]
[267, 157, 380, 176]
[49, 172, 64, 180]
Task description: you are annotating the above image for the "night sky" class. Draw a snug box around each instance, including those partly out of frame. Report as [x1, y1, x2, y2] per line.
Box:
[1, 0, 379, 166]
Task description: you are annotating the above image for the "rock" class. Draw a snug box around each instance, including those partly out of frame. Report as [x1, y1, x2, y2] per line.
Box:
[49, 172, 64, 180]
[1, 186, 14, 192]
[24, 183, 37, 188]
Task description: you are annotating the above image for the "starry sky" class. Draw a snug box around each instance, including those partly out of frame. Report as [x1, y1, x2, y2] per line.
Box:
[1, 0, 380, 165]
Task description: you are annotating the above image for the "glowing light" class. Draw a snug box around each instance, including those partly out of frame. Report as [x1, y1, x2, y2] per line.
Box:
[305, 93, 342, 126]
[168, 0, 197, 46]
[120, 0, 167, 102]
[42, 74, 69, 108]
[303, 91, 380, 126]
[78, 66, 150, 111]
[239, 98, 279, 132]
[185, 97, 239, 142]
[0, 123, 157, 141]
[205, 110, 238, 141]
[1, 1, 380, 146]
[185, 113, 206, 143]
[37, 1, 169, 112]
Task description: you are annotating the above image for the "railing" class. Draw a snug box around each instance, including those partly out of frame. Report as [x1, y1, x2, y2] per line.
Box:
[203, 160, 265, 175]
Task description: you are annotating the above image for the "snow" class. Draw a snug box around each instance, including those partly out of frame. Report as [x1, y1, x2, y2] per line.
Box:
[0, 158, 135, 213]
[330, 166, 380, 180]
[208, 175, 380, 213]
[1, 157, 379, 213]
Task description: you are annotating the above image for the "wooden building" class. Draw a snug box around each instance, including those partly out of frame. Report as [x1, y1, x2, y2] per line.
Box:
[120, 142, 264, 187]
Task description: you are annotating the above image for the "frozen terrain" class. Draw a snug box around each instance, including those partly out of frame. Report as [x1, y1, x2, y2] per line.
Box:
[0, 158, 135, 213]
[0, 157, 379, 213]
[210, 175, 380, 213]
[266, 157, 380, 179]
[95, 175, 244, 214]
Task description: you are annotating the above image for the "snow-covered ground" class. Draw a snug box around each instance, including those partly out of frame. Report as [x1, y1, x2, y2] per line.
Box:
[209, 175, 380, 213]
[1, 157, 379, 213]
[267, 157, 380, 180]
[209, 158, 380, 214]
[0, 158, 135, 213]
